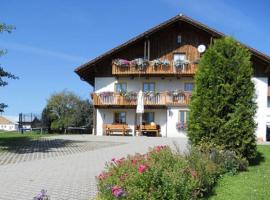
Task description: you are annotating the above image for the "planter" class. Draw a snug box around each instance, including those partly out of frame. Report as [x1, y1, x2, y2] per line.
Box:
[113, 59, 130, 67]
[131, 58, 149, 71]
[174, 59, 190, 69]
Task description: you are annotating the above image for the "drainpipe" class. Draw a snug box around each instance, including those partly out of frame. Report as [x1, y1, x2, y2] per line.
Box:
[166, 108, 168, 137]
[144, 40, 147, 59]
[147, 39, 150, 60]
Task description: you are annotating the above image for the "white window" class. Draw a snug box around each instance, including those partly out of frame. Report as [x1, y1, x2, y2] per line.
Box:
[179, 110, 189, 124]
[174, 53, 186, 62]
[143, 82, 155, 92]
[115, 83, 127, 93]
[184, 83, 194, 92]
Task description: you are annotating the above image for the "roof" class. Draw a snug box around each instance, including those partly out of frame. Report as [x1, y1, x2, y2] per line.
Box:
[75, 14, 270, 82]
[0, 116, 14, 125]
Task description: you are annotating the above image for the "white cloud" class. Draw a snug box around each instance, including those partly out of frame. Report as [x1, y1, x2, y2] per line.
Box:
[0, 40, 87, 63]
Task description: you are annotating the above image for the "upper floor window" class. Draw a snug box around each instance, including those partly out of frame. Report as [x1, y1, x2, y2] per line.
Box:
[174, 53, 186, 62]
[115, 82, 127, 93]
[184, 83, 194, 92]
[143, 112, 155, 124]
[143, 82, 155, 92]
[114, 112, 126, 124]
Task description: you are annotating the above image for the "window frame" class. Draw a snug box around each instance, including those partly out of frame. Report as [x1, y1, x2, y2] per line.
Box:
[142, 112, 155, 124]
[114, 112, 127, 124]
[114, 82, 127, 93]
[143, 82, 156, 92]
[184, 82, 194, 92]
[173, 52, 186, 62]
[178, 110, 190, 124]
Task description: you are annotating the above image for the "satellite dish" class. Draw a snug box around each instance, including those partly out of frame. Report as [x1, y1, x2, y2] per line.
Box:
[198, 44, 206, 53]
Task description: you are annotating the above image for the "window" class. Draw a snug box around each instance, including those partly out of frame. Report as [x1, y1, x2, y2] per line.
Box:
[179, 110, 189, 124]
[174, 53, 186, 62]
[143, 82, 155, 92]
[114, 112, 126, 124]
[115, 83, 127, 93]
[184, 83, 194, 92]
[143, 112, 155, 124]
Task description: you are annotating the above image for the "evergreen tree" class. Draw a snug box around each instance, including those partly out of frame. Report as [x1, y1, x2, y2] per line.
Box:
[188, 37, 257, 160]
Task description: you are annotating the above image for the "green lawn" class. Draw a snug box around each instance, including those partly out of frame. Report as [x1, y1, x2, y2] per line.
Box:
[0, 131, 58, 152]
[208, 145, 270, 200]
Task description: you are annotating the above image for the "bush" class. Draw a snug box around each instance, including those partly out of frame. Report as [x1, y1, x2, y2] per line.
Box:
[188, 37, 257, 161]
[96, 145, 247, 200]
[196, 138, 249, 174]
[97, 146, 201, 200]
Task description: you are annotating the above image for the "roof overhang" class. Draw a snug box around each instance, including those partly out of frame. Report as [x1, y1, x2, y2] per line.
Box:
[75, 14, 270, 85]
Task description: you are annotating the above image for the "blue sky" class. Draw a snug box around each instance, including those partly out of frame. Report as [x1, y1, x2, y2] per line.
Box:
[1, 0, 270, 116]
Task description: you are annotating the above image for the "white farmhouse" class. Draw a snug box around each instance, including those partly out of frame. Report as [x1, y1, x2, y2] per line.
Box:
[75, 14, 270, 142]
[0, 116, 17, 131]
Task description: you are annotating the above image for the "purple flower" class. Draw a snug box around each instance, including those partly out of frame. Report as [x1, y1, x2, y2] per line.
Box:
[112, 186, 123, 198]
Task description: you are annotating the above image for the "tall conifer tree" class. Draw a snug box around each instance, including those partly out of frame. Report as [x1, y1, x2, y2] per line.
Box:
[188, 37, 257, 160]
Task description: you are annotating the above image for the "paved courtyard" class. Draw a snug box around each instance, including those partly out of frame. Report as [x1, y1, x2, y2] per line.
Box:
[0, 135, 188, 200]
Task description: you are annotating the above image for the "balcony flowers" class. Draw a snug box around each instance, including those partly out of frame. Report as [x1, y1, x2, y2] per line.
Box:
[113, 59, 130, 67]
[131, 58, 149, 71]
[99, 91, 114, 97]
[167, 90, 184, 97]
[176, 122, 186, 130]
[120, 91, 137, 102]
[152, 59, 170, 68]
[144, 91, 159, 98]
[174, 58, 190, 69]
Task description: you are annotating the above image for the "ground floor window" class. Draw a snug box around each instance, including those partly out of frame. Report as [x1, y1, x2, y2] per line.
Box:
[179, 110, 189, 123]
[177, 110, 189, 130]
[114, 112, 126, 124]
[143, 112, 155, 124]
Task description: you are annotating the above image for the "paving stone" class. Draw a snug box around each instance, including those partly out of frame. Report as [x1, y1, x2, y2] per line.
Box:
[0, 135, 188, 200]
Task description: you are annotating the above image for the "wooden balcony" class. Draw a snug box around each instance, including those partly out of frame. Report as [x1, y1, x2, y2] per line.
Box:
[92, 91, 191, 108]
[112, 61, 197, 76]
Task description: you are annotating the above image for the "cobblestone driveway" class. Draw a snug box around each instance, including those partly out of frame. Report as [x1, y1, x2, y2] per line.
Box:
[0, 135, 188, 200]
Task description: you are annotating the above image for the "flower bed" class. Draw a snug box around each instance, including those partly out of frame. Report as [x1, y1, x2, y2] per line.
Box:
[96, 145, 247, 200]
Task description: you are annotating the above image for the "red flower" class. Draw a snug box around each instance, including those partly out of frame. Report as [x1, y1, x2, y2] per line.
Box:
[112, 186, 123, 197]
[138, 164, 148, 174]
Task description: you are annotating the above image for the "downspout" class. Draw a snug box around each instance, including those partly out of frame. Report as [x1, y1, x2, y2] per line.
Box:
[166, 109, 168, 137]
[147, 39, 150, 60]
[144, 40, 147, 59]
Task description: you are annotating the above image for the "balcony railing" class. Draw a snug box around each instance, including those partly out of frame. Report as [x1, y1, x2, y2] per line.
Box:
[92, 91, 191, 107]
[112, 61, 197, 76]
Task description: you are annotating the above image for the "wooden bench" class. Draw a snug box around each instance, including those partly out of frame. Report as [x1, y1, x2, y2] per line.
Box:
[103, 124, 131, 136]
[136, 124, 160, 137]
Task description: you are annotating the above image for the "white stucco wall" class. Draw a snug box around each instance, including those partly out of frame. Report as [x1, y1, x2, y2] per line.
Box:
[95, 77, 193, 93]
[0, 124, 17, 131]
[95, 77, 116, 93]
[96, 107, 188, 138]
[166, 107, 188, 138]
[96, 108, 136, 136]
[253, 77, 268, 141]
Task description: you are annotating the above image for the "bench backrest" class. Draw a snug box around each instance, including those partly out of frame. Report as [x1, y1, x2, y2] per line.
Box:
[103, 124, 129, 129]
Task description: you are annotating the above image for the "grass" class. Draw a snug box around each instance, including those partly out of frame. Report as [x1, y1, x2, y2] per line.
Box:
[0, 131, 58, 152]
[208, 145, 270, 200]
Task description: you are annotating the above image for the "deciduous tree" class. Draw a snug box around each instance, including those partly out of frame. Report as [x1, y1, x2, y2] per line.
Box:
[0, 23, 17, 112]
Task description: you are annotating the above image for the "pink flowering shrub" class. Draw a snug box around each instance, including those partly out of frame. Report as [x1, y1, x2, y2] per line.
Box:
[96, 145, 200, 200]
